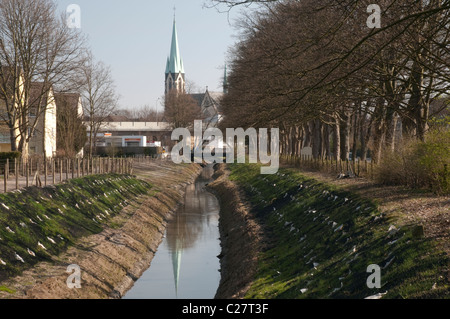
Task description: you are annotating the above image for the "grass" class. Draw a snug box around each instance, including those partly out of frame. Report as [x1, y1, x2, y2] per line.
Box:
[227, 163, 449, 299]
[0, 174, 153, 284]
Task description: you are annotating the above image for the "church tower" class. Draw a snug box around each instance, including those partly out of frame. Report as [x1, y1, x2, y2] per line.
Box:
[165, 17, 185, 95]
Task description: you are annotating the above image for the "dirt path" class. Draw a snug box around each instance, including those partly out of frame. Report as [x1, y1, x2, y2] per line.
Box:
[0, 161, 202, 299]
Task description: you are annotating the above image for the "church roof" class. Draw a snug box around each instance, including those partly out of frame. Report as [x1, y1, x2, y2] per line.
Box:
[165, 19, 184, 75]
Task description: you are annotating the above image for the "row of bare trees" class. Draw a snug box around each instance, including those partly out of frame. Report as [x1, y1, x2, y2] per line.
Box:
[0, 0, 118, 160]
[213, 0, 450, 163]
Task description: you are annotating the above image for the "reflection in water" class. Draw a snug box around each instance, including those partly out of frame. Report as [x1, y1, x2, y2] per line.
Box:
[124, 166, 221, 299]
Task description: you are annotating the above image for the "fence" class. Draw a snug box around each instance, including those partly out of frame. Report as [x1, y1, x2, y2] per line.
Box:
[0, 157, 133, 193]
[280, 154, 376, 179]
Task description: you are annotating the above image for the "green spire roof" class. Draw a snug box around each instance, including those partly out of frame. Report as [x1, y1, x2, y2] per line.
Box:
[166, 18, 184, 75]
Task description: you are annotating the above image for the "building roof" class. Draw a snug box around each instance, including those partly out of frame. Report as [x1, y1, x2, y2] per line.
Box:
[54, 92, 82, 115]
[54, 92, 80, 107]
[165, 19, 184, 75]
[29, 82, 53, 108]
[97, 122, 172, 132]
[188, 89, 223, 127]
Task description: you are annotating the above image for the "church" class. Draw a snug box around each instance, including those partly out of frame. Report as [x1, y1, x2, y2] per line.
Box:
[164, 17, 225, 128]
[90, 17, 227, 155]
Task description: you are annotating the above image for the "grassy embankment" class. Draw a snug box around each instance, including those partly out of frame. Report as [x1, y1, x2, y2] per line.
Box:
[228, 164, 448, 299]
[0, 174, 153, 291]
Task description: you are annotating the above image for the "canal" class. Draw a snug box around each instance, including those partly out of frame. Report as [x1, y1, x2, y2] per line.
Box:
[123, 165, 221, 299]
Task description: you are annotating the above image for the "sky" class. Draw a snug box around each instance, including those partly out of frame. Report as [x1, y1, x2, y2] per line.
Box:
[56, 0, 242, 113]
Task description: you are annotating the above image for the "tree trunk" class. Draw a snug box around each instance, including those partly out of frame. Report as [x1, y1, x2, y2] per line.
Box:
[323, 124, 331, 159]
[9, 127, 17, 152]
[340, 112, 350, 161]
[312, 120, 322, 159]
[333, 116, 340, 161]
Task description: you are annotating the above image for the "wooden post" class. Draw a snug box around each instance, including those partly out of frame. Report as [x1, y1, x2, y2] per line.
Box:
[59, 159, 63, 182]
[35, 160, 39, 187]
[66, 159, 69, 181]
[357, 159, 360, 177]
[71, 158, 73, 179]
[5, 159, 9, 181]
[44, 158, 47, 187]
[4, 161, 8, 193]
[15, 159, 18, 190]
[370, 161, 374, 179]
[26, 161, 29, 187]
[52, 159, 55, 185]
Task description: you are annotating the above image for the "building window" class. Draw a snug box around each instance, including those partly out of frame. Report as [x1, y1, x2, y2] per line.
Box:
[0, 133, 10, 144]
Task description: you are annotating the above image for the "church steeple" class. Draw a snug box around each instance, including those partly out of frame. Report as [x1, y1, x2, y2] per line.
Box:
[165, 15, 185, 94]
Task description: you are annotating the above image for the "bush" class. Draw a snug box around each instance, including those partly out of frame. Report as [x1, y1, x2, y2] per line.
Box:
[375, 129, 449, 194]
[0, 151, 21, 161]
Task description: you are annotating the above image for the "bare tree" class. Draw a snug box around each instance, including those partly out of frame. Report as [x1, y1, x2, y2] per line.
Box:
[216, 0, 450, 168]
[164, 90, 203, 129]
[80, 53, 119, 160]
[55, 93, 87, 158]
[0, 0, 86, 158]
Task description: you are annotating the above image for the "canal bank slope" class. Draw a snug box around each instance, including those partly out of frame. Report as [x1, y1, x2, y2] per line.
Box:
[0, 161, 202, 299]
[207, 164, 265, 299]
[209, 163, 448, 299]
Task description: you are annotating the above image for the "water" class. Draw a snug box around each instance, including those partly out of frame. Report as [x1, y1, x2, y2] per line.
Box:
[123, 166, 221, 299]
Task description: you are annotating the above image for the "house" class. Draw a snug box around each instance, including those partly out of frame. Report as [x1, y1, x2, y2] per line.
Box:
[0, 66, 60, 158]
[0, 66, 24, 154]
[27, 82, 57, 158]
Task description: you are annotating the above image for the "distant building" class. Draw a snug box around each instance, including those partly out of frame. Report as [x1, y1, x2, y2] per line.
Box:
[0, 67, 59, 158]
[92, 121, 173, 150]
[164, 17, 224, 129]
[28, 82, 57, 158]
[190, 89, 223, 128]
[0, 66, 23, 153]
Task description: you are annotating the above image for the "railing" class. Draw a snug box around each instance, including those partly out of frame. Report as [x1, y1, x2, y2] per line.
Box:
[0, 156, 134, 193]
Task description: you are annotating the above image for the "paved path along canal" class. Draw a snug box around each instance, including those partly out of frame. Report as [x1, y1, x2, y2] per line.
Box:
[124, 165, 221, 299]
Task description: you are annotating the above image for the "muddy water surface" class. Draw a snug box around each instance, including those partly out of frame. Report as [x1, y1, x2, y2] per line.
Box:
[123, 165, 221, 299]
